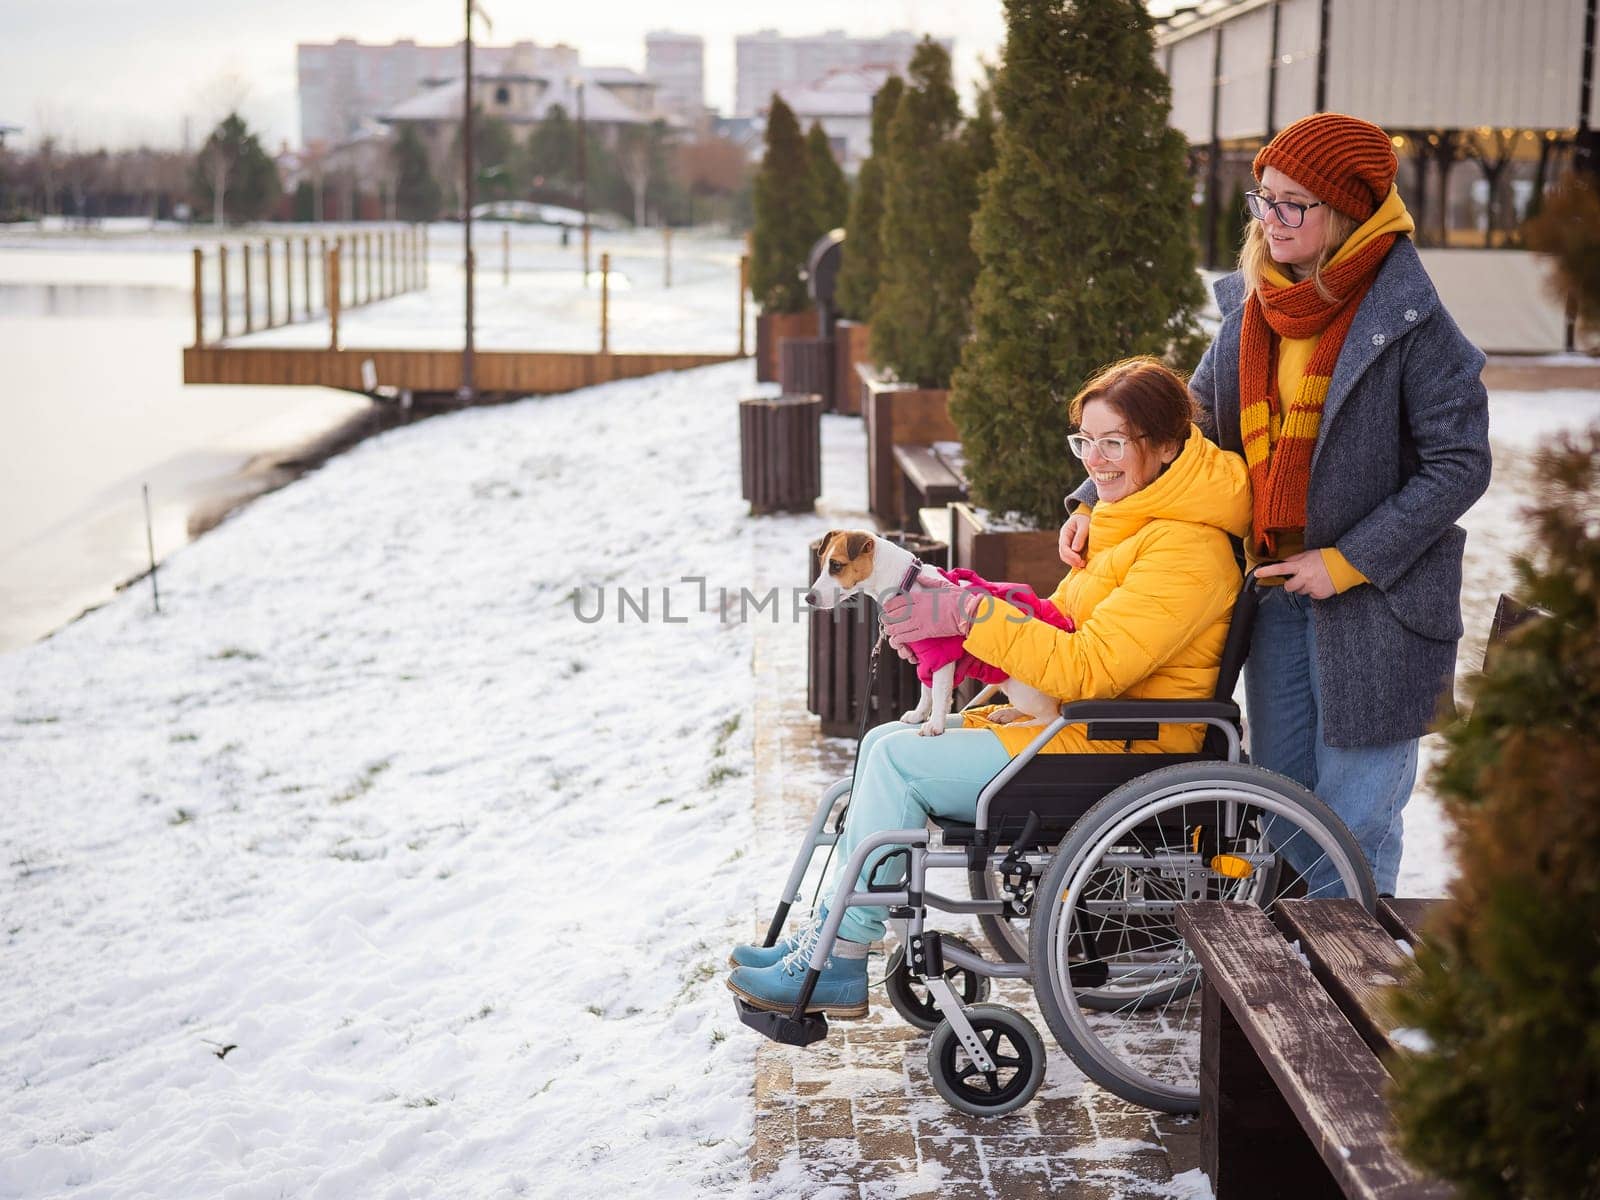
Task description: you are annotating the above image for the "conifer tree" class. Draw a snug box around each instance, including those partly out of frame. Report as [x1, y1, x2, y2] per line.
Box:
[1388, 428, 1600, 1200]
[750, 97, 815, 313]
[392, 125, 442, 222]
[950, 0, 1206, 525]
[870, 38, 987, 389]
[805, 122, 848, 237]
[835, 75, 903, 321]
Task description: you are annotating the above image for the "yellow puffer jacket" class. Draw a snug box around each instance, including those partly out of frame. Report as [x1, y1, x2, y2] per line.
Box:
[961, 425, 1252, 754]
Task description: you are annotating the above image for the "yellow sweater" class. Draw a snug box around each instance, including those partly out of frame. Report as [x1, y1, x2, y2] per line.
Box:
[1256, 185, 1416, 591]
[962, 426, 1252, 755]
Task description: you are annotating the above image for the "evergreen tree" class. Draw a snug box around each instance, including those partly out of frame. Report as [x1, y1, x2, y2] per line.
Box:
[1525, 172, 1600, 336]
[527, 104, 579, 193]
[190, 113, 281, 224]
[1388, 427, 1600, 1200]
[292, 179, 315, 222]
[949, 0, 1207, 525]
[870, 38, 987, 389]
[835, 75, 903, 321]
[452, 111, 521, 204]
[391, 125, 442, 222]
[750, 96, 815, 313]
[805, 122, 848, 236]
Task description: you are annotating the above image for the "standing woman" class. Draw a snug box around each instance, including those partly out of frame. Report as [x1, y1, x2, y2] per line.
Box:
[1061, 113, 1491, 894]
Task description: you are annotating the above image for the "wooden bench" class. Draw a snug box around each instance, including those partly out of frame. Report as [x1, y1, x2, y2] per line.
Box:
[1175, 898, 1453, 1200]
[892, 442, 967, 525]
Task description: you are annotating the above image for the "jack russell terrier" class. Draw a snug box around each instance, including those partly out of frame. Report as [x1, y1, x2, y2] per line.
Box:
[806, 530, 1074, 736]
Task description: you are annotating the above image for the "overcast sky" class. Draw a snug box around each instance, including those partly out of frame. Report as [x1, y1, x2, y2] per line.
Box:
[3, 1, 1178, 152]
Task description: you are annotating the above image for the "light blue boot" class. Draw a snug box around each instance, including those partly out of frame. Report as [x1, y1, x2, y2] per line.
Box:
[726, 941, 869, 1018]
[728, 909, 825, 969]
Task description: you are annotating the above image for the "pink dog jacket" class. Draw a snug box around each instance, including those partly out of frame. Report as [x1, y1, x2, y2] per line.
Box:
[905, 568, 1075, 687]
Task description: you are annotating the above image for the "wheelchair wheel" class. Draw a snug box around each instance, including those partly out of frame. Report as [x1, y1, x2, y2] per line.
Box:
[926, 1004, 1045, 1118]
[1028, 762, 1375, 1114]
[968, 866, 1030, 964]
[884, 934, 991, 1032]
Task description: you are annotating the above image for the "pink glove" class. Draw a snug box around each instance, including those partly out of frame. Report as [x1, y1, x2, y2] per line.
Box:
[882, 582, 974, 653]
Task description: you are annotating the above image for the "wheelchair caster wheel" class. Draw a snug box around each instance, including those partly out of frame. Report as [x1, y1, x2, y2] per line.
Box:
[926, 1004, 1045, 1117]
[884, 934, 990, 1032]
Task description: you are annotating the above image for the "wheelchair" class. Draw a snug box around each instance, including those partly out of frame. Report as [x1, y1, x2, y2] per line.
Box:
[735, 573, 1377, 1117]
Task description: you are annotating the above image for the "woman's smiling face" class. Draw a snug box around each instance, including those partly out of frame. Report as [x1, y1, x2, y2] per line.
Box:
[1077, 399, 1177, 504]
[1257, 165, 1329, 274]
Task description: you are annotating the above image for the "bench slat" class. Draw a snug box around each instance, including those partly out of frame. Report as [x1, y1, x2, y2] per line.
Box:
[1178, 902, 1453, 1200]
[1277, 899, 1412, 1060]
[1377, 897, 1444, 948]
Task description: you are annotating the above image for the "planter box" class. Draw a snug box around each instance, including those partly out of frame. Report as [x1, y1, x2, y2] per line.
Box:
[948, 502, 1065, 600]
[779, 336, 835, 410]
[807, 531, 949, 737]
[860, 369, 960, 528]
[755, 309, 817, 383]
[739, 393, 822, 514]
[831, 320, 872, 416]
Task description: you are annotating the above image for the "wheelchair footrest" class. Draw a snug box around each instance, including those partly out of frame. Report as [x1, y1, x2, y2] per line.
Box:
[733, 997, 830, 1047]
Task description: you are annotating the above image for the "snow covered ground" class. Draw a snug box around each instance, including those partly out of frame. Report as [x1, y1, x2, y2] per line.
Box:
[3, 229, 1598, 1196]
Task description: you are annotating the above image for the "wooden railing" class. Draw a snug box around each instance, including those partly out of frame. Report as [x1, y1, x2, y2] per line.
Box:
[191, 225, 428, 349]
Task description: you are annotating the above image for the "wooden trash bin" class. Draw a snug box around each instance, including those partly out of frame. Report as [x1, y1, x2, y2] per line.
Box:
[807, 531, 949, 737]
[779, 336, 835, 410]
[739, 393, 823, 515]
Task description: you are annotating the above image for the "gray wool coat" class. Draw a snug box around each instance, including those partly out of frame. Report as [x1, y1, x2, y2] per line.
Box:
[1075, 238, 1492, 746]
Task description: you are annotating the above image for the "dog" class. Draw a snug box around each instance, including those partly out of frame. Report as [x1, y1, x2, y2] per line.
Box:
[806, 530, 1066, 736]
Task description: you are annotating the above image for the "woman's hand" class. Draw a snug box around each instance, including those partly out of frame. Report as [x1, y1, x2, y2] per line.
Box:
[1059, 510, 1090, 569]
[883, 582, 974, 652]
[1255, 551, 1336, 598]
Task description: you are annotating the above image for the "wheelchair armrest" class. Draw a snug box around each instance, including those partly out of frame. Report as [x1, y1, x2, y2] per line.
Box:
[1056, 699, 1241, 725]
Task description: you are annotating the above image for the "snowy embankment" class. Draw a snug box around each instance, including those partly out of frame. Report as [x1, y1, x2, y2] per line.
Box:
[0, 360, 777, 1199]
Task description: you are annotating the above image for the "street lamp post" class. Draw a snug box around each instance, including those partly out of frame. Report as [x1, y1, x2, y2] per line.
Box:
[575, 76, 590, 286]
[459, 0, 477, 402]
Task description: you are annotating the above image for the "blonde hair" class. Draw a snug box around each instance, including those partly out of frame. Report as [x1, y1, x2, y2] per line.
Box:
[1239, 202, 1359, 303]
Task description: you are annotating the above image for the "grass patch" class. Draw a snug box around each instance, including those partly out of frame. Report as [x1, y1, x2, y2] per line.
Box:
[169, 732, 199, 743]
[706, 763, 744, 787]
[169, 808, 195, 826]
[331, 758, 393, 805]
[211, 647, 261, 662]
[14, 715, 59, 726]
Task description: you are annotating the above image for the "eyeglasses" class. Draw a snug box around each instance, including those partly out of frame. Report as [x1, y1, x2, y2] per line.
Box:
[1067, 433, 1141, 463]
[1244, 190, 1326, 229]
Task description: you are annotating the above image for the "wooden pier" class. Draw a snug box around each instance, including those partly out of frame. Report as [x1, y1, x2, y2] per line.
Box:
[182, 346, 743, 399]
[183, 228, 750, 403]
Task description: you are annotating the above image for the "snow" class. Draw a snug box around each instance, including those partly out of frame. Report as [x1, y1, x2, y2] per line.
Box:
[2, 225, 1598, 1195]
[0, 356, 788, 1199]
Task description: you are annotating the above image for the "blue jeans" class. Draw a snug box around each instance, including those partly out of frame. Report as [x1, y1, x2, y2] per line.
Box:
[1244, 586, 1418, 895]
[831, 718, 1013, 944]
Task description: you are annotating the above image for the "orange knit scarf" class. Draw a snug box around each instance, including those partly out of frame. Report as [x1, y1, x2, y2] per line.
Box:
[1238, 234, 1396, 555]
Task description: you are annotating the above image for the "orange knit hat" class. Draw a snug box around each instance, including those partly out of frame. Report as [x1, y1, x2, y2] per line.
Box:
[1253, 113, 1397, 221]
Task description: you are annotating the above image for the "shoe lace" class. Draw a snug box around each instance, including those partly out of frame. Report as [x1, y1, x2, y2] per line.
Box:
[778, 914, 825, 976]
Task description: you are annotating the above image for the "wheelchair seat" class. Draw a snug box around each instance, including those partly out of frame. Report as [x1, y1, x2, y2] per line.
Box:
[941, 571, 1264, 854]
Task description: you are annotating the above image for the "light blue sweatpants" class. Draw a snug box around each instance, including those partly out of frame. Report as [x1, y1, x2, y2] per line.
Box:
[830, 717, 1013, 944]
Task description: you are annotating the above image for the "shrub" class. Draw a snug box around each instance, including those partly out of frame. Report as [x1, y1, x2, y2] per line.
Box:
[1388, 427, 1600, 1200]
[750, 97, 815, 313]
[869, 38, 989, 389]
[834, 76, 903, 321]
[950, 0, 1206, 526]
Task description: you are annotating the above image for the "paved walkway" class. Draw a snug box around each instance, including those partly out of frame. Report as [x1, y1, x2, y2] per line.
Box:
[742, 415, 1202, 1199]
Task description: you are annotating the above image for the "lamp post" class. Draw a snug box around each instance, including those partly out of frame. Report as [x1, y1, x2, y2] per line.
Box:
[459, 0, 477, 402]
[574, 75, 590, 285]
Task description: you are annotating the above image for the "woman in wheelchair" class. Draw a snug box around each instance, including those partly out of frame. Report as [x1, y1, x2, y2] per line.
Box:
[727, 356, 1253, 1019]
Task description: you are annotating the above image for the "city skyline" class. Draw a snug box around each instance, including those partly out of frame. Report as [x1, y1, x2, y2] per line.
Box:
[2, 1, 1183, 152]
[3, 2, 990, 151]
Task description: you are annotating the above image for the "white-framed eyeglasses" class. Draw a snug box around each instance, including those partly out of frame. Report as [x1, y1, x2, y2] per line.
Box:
[1067, 433, 1142, 462]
